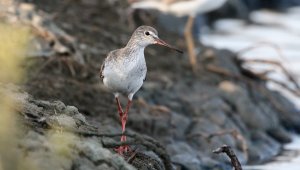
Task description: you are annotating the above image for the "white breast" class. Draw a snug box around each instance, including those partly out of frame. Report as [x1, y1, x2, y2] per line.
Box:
[103, 49, 147, 97]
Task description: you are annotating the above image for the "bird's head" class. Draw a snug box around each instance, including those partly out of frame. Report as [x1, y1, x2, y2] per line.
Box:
[130, 25, 183, 53]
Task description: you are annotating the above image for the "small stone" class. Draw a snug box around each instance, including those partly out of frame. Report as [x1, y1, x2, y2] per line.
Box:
[65, 106, 80, 116]
[52, 101, 66, 112]
[48, 114, 77, 129]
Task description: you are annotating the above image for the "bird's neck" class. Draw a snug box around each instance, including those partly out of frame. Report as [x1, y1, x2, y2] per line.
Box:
[123, 43, 145, 60]
[128, 46, 145, 57]
[125, 38, 146, 56]
[126, 36, 145, 48]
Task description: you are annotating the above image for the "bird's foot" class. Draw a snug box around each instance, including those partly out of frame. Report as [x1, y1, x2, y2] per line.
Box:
[114, 135, 132, 155]
[114, 145, 132, 155]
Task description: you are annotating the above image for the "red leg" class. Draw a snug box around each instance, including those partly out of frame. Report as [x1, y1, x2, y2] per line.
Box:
[115, 97, 124, 124]
[115, 99, 132, 154]
[121, 99, 132, 133]
[121, 100, 132, 152]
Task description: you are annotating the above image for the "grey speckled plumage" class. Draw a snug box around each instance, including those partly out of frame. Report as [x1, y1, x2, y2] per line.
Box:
[99, 25, 182, 154]
[100, 25, 181, 100]
[101, 45, 147, 100]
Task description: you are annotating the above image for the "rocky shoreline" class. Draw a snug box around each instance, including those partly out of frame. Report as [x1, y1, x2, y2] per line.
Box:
[14, 48, 300, 170]
[1, 0, 300, 169]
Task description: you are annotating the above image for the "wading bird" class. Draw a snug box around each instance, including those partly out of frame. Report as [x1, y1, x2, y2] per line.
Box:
[100, 25, 182, 154]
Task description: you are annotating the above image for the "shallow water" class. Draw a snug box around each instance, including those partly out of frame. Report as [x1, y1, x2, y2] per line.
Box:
[202, 7, 300, 170]
[202, 7, 300, 108]
[244, 135, 300, 170]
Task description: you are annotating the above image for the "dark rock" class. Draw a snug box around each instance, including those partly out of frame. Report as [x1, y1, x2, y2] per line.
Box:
[248, 131, 281, 163]
[72, 158, 98, 170]
[167, 142, 203, 170]
[169, 112, 191, 138]
[129, 152, 164, 170]
[172, 153, 202, 170]
[269, 91, 300, 132]
[76, 138, 135, 170]
[219, 81, 274, 130]
[267, 127, 292, 143]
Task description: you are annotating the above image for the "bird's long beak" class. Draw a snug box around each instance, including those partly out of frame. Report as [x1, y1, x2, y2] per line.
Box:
[155, 38, 183, 53]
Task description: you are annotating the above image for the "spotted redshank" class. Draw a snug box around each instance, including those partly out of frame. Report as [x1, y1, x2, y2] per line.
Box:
[100, 25, 182, 154]
[129, 0, 227, 72]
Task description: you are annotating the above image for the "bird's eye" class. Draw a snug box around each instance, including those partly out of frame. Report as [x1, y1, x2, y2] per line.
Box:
[145, 31, 150, 36]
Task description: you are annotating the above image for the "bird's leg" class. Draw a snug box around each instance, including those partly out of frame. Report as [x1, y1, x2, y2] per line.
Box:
[115, 99, 132, 154]
[119, 99, 132, 153]
[184, 16, 197, 72]
[121, 99, 132, 133]
[115, 97, 124, 124]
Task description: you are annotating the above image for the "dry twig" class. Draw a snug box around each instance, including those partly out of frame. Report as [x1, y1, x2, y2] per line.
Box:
[237, 42, 286, 62]
[206, 60, 300, 97]
[236, 42, 300, 95]
[241, 59, 300, 90]
[213, 145, 242, 170]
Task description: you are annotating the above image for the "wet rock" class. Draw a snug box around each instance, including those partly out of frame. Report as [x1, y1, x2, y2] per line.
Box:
[129, 110, 172, 137]
[267, 127, 292, 143]
[199, 156, 229, 170]
[172, 153, 202, 170]
[76, 139, 135, 170]
[19, 130, 75, 170]
[175, 82, 220, 117]
[248, 131, 281, 163]
[187, 118, 237, 150]
[269, 91, 300, 132]
[64, 105, 89, 126]
[169, 112, 191, 138]
[52, 101, 67, 112]
[20, 131, 47, 151]
[2, 86, 137, 170]
[65, 105, 80, 115]
[129, 152, 164, 170]
[167, 142, 202, 170]
[219, 81, 272, 130]
[73, 158, 98, 170]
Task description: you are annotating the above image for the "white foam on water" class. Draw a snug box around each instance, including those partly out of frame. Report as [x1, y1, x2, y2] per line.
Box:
[202, 8, 300, 109]
[243, 135, 300, 170]
[202, 8, 300, 170]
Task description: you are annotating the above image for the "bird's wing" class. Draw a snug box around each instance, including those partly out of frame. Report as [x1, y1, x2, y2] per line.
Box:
[99, 61, 105, 80]
[99, 51, 111, 80]
[99, 50, 120, 80]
